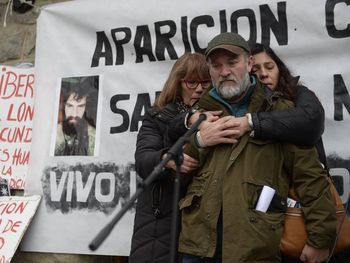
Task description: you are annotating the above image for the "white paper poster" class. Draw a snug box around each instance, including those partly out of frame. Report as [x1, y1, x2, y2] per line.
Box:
[0, 195, 41, 262]
[0, 65, 35, 190]
[21, 0, 350, 256]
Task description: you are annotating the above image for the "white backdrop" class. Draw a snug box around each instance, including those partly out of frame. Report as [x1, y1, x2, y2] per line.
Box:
[21, 0, 350, 256]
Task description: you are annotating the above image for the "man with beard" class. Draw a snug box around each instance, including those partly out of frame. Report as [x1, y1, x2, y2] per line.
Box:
[54, 77, 97, 156]
[178, 32, 336, 263]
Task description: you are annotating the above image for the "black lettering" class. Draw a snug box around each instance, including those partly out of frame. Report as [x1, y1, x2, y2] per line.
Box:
[91, 31, 113, 67]
[190, 15, 215, 53]
[181, 16, 192, 53]
[219, 10, 228, 33]
[134, 25, 156, 63]
[334, 74, 350, 121]
[260, 2, 288, 46]
[111, 27, 132, 65]
[230, 9, 257, 45]
[155, 20, 178, 61]
[325, 0, 350, 38]
[130, 93, 152, 132]
[327, 156, 350, 200]
[110, 94, 130, 133]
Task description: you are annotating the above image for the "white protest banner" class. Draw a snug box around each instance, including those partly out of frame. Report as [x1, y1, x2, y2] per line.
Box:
[21, 0, 350, 256]
[0, 195, 41, 263]
[0, 65, 35, 190]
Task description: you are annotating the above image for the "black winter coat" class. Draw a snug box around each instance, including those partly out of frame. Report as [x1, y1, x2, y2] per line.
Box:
[130, 103, 184, 263]
[251, 85, 326, 164]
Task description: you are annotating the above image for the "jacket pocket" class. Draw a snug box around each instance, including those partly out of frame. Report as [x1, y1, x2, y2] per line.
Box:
[244, 208, 284, 261]
[179, 192, 201, 211]
[243, 180, 287, 212]
[241, 181, 285, 260]
[249, 208, 284, 229]
[179, 170, 212, 211]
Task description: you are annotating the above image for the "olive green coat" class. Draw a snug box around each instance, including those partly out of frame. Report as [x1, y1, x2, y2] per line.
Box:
[179, 83, 336, 262]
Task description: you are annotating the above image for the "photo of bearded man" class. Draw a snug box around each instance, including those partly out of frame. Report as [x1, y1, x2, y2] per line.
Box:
[54, 75, 99, 156]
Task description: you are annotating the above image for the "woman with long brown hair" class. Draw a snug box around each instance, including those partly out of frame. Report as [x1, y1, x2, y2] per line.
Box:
[129, 53, 211, 263]
[250, 43, 327, 166]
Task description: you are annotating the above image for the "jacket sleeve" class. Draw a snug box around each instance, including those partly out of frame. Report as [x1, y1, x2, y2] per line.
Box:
[167, 112, 189, 143]
[251, 86, 325, 145]
[134, 112, 169, 180]
[283, 143, 336, 249]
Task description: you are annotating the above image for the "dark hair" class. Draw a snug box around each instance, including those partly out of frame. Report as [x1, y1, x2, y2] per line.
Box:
[61, 76, 97, 103]
[59, 76, 99, 126]
[251, 43, 298, 100]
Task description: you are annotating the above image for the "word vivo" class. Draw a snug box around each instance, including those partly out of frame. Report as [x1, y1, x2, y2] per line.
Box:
[49, 171, 118, 203]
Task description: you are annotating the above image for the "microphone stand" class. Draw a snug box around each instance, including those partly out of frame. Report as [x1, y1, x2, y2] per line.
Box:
[89, 113, 207, 262]
[168, 113, 206, 263]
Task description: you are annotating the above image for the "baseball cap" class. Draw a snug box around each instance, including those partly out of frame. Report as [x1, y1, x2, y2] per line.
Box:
[205, 32, 250, 59]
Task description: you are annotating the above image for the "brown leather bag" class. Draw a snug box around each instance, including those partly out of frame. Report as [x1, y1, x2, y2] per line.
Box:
[280, 177, 350, 258]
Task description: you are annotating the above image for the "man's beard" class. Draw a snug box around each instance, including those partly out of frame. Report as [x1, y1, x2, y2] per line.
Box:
[62, 117, 84, 136]
[214, 72, 251, 100]
[62, 116, 89, 155]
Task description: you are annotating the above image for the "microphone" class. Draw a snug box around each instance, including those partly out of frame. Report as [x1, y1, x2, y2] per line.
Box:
[188, 113, 206, 134]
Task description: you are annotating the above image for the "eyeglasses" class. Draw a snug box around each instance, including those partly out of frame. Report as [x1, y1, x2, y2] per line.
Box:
[182, 79, 211, 89]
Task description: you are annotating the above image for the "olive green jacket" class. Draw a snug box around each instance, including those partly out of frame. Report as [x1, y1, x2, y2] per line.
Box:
[179, 83, 336, 262]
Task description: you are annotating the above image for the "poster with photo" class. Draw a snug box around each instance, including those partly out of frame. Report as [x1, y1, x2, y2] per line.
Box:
[50, 75, 101, 157]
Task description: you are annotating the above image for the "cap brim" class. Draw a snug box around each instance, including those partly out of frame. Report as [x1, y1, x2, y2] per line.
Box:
[206, 44, 244, 59]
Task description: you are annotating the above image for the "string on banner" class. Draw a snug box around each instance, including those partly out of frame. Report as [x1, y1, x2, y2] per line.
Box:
[3, 0, 13, 28]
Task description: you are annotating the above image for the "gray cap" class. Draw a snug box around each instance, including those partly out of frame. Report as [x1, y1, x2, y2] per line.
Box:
[205, 32, 250, 59]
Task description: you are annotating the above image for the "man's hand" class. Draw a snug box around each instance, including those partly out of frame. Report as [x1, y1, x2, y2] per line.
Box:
[198, 115, 252, 147]
[299, 244, 330, 263]
[187, 111, 222, 127]
[227, 115, 252, 138]
[163, 153, 199, 174]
